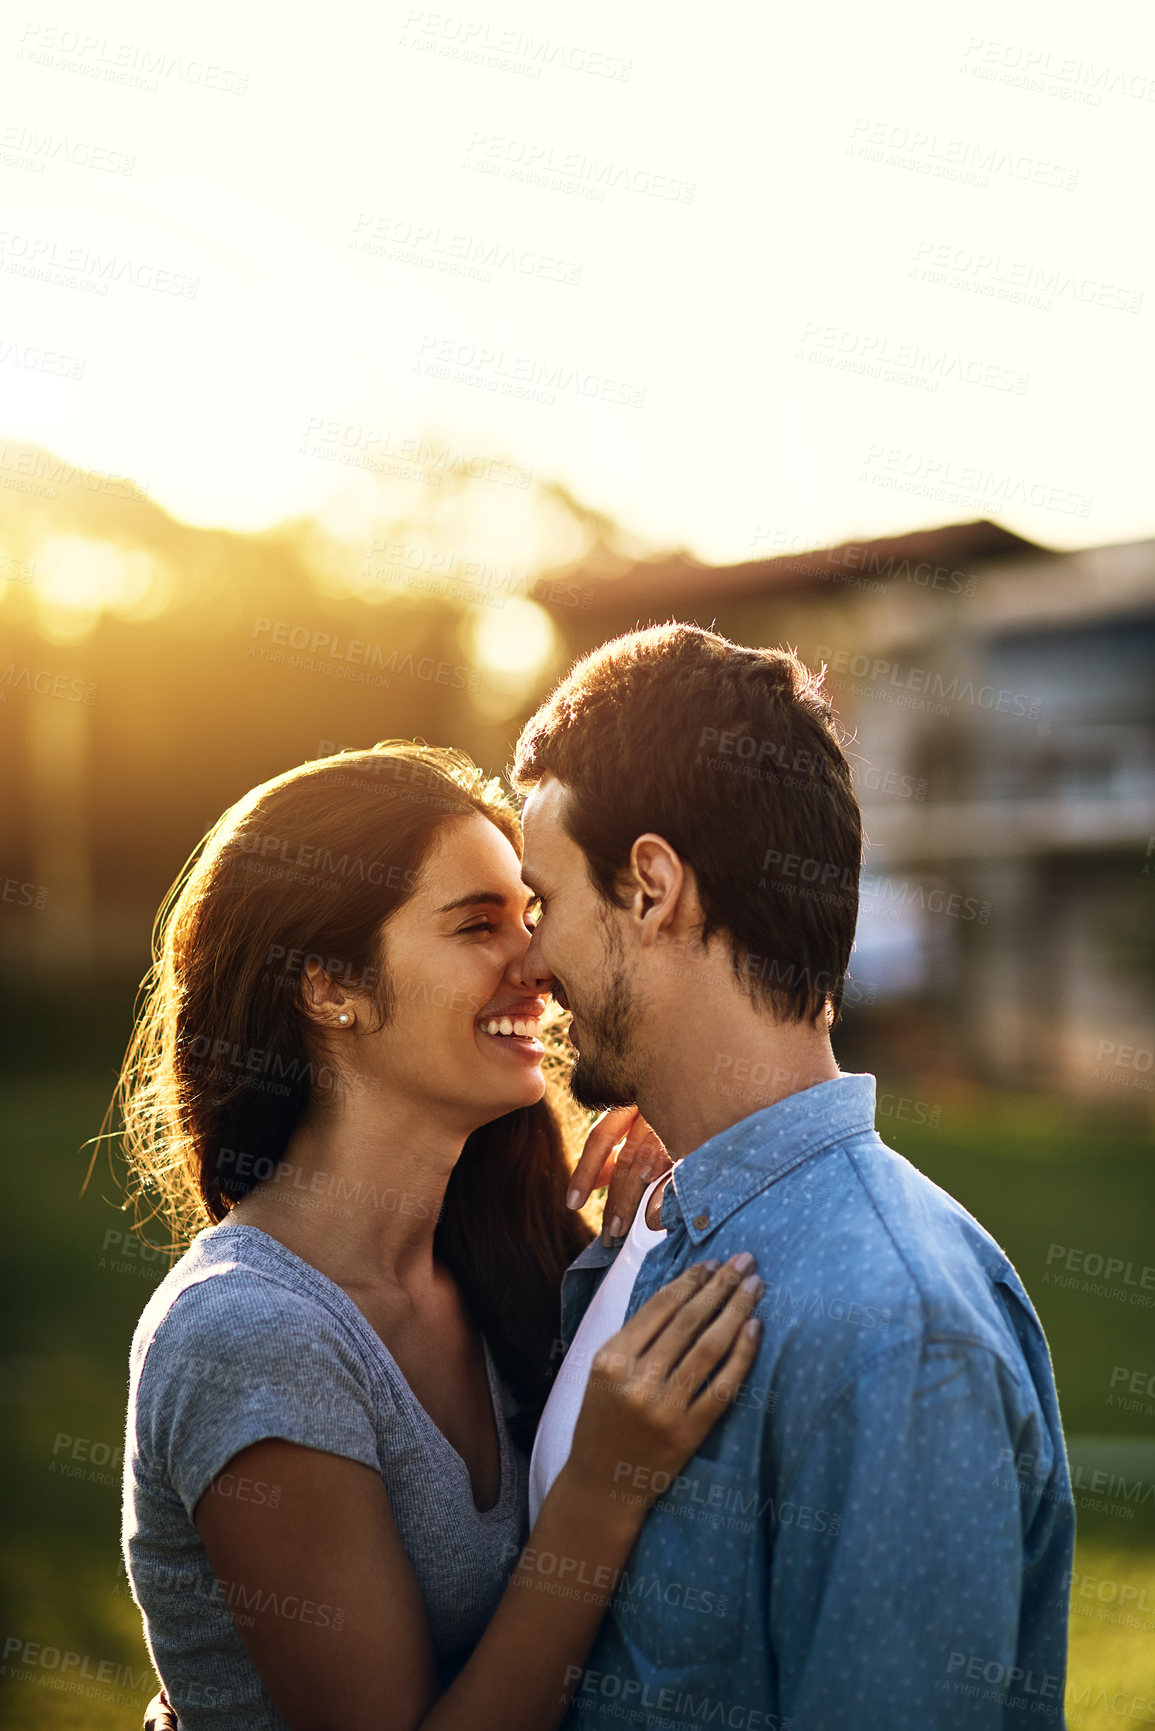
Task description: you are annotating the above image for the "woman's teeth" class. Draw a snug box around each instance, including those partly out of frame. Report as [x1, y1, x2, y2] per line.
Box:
[480, 1017, 542, 1039]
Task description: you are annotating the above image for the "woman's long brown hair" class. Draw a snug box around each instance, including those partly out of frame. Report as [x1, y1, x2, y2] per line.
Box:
[113, 740, 595, 1448]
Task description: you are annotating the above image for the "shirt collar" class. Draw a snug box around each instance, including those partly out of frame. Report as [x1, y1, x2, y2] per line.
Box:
[659, 1072, 878, 1244]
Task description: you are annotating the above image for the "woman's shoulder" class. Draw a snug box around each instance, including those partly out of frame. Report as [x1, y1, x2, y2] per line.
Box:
[129, 1222, 378, 1390]
[126, 1224, 392, 1511]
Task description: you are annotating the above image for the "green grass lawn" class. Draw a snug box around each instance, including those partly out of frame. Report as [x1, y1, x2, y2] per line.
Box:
[1, 1075, 1152, 1727]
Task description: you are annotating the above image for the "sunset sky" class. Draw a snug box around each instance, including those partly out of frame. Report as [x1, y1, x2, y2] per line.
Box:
[3, 0, 1152, 564]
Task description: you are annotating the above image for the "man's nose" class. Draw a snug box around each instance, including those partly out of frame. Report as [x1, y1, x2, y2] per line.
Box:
[509, 926, 555, 994]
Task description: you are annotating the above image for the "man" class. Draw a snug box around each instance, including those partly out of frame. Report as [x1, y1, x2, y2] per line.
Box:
[512, 622, 1074, 1730]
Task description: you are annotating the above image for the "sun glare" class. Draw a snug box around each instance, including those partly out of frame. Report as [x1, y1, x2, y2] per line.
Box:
[33, 537, 172, 644]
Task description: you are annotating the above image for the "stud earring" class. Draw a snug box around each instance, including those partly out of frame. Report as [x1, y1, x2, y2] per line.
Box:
[337, 1012, 351, 1025]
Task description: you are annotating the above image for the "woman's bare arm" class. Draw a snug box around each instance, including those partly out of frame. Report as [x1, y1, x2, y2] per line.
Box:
[191, 1256, 762, 1731]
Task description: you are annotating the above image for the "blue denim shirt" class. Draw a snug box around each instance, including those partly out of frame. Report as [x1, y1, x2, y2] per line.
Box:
[558, 1074, 1074, 1731]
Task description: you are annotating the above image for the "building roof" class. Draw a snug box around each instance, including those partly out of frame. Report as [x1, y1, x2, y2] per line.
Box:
[582, 519, 1045, 615]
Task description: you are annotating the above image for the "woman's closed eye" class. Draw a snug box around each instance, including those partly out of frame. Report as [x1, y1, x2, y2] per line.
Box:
[457, 897, 540, 937]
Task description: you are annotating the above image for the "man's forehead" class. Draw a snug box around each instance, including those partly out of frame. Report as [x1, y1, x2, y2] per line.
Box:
[520, 777, 570, 873]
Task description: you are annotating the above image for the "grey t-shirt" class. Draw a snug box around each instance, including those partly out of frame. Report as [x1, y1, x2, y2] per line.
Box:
[122, 1222, 530, 1729]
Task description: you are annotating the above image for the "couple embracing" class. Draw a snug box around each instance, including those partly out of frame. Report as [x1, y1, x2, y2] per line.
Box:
[121, 623, 1074, 1730]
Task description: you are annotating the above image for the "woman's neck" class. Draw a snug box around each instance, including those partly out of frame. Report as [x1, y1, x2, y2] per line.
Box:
[228, 1090, 469, 1299]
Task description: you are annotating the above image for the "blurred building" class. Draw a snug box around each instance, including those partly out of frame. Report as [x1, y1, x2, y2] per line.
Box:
[2, 450, 1152, 1099]
[567, 523, 1155, 1100]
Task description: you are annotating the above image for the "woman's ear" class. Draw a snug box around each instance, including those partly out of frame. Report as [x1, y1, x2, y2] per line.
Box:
[299, 958, 354, 1028]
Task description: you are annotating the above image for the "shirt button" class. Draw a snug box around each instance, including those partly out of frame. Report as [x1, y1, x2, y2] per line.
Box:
[693, 1212, 710, 1230]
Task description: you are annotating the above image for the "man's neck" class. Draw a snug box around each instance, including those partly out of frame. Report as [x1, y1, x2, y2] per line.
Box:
[633, 1003, 842, 1162]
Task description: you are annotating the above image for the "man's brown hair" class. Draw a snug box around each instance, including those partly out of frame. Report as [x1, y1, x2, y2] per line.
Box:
[512, 623, 863, 1024]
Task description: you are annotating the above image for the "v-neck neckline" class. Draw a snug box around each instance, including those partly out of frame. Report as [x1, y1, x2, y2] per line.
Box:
[208, 1221, 514, 1518]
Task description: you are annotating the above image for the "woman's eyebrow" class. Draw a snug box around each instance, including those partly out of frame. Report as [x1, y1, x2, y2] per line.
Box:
[435, 889, 542, 915]
[435, 891, 509, 915]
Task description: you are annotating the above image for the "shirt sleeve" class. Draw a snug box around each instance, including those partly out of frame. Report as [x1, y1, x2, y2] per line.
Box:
[768, 1335, 1068, 1730]
[131, 1270, 387, 1517]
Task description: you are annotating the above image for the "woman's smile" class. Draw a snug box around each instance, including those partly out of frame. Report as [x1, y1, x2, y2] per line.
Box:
[475, 997, 546, 1060]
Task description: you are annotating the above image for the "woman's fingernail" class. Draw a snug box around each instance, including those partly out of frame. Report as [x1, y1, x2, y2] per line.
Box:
[566, 1187, 582, 1210]
[730, 1251, 755, 1273]
[741, 1274, 763, 1295]
[703, 1257, 722, 1271]
[607, 1215, 622, 1239]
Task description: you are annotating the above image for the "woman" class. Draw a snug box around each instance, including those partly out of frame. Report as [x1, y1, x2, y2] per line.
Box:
[118, 740, 762, 1731]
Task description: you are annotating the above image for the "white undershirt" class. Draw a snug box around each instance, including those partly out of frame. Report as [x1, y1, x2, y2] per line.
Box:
[528, 1177, 669, 1528]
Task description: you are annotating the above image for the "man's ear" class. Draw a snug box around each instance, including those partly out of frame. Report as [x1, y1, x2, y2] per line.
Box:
[627, 834, 686, 947]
